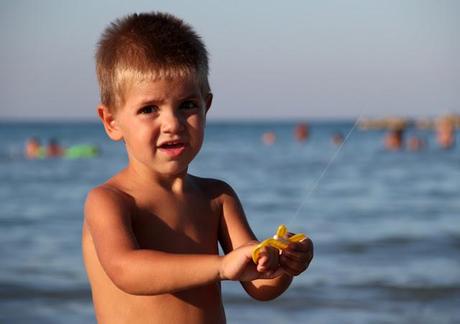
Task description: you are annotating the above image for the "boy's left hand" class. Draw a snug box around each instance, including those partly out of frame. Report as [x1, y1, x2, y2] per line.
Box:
[279, 235, 314, 276]
[255, 245, 282, 277]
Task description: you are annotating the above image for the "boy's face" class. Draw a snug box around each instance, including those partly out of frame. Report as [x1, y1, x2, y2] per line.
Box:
[100, 75, 211, 177]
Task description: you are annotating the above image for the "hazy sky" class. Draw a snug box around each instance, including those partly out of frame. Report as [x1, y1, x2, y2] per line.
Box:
[1, 0, 459, 121]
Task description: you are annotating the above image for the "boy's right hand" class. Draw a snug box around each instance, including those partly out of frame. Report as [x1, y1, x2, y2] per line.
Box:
[219, 242, 283, 282]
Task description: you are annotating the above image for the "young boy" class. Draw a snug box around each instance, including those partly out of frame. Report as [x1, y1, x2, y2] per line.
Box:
[82, 12, 313, 324]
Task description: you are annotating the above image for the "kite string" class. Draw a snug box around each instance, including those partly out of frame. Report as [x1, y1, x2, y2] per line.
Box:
[287, 116, 362, 227]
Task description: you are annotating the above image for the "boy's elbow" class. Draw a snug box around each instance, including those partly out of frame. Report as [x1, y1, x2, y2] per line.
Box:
[106, 263, 136, 294]
[107, 262, 167, 296]
[243, 283, 286, 302]
[248, 290, 282, 302]
[106, 262, 149, 296]
[109, 271, 151, 296]
[112, 277, 139, 295]
[243, 276, 292, 301]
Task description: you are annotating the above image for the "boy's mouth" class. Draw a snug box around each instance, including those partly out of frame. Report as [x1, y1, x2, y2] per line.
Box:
[158, 140, 186, 157]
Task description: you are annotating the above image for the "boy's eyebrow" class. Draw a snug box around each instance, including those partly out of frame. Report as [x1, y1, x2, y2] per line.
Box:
[179, 93, 201, 101]
[178, 88, 204, 101]
[137, 97, 165, 106]
[137, 92, 201, 106]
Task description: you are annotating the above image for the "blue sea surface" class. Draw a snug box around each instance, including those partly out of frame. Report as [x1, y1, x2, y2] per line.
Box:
[0, 121, 459, 323]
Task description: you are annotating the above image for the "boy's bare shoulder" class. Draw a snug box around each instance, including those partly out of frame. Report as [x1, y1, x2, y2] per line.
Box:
[189, 175, 238, 201]
[84, 180, 135, 220]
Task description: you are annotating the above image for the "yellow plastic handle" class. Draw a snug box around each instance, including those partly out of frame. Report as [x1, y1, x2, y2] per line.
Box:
[252, 224, 306, 263]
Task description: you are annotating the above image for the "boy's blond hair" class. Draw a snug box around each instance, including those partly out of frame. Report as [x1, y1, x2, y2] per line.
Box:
[95, 12, 210, 112]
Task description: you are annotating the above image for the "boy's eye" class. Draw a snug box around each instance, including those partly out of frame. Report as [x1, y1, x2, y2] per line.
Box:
[180, 101, 199, 110]
[138, 105, 157, 115]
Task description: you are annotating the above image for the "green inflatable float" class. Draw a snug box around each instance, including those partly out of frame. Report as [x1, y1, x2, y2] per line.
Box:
[64, 145, 99, 159]
[35, 145, 99, 159]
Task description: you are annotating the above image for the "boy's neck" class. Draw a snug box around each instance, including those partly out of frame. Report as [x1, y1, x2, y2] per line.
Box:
[124, 164, 191, 194]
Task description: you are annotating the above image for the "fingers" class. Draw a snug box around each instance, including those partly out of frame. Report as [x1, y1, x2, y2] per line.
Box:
[288, 235, 314, 253]
[251, 234, 314, 278]
[256, 246, 279, 273]
[287, 238, 313, 259]
[280, 237, 314, 276]
[256, 253, 269, 272]
[280, 253, 308, 276]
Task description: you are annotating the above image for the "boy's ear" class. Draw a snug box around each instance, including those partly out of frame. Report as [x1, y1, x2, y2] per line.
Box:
[97, 105, 123, 141]
[205, 93, 213, 113]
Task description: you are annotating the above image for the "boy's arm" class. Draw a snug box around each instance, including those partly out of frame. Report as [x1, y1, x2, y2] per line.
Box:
[85, 186, 223, 295]
[216, 181, 294, 301]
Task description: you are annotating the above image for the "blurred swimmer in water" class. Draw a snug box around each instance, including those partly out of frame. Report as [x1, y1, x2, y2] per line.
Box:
[436, 118, 455, 149]
[384, 128, 404, 151]
[331, 132, 344, 146]
[46, 138, 64, 158]
[407, 135, 425, 151]
[24, 137, 42, 159]
[262, 131, 276, 145]
[294, 123, 309, 142]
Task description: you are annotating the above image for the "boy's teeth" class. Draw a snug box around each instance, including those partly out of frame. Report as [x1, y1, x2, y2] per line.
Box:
[162, 142, 182, 148]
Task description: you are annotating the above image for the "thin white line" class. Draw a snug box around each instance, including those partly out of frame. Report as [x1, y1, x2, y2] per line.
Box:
[287, 116, 362, 227]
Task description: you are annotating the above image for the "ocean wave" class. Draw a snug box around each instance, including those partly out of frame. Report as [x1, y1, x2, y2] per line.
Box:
[340, 282, 460, 301]
[320, 233, 460, 255]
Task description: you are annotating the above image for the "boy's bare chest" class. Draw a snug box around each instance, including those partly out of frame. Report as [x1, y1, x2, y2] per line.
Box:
[130, 193, 219, 254]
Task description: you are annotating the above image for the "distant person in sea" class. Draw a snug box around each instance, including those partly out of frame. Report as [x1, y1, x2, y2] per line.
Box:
[384, 127, 405, 151]
[436, 118, 455, 149]
[331, 132, 344, 146]
[294, 122, 309, 142]
[82, 12, 313, 324]
[46, 138, 64, 158]
[262, 131, 276, 145]
[24, 137, 42, 159]
[407, 135, 425, 152]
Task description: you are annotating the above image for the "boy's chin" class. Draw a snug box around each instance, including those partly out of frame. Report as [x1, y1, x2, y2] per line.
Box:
[155, 164, 189, 177]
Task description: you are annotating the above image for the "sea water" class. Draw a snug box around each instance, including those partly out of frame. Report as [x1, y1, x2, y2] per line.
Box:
[0, 121, 459, 324]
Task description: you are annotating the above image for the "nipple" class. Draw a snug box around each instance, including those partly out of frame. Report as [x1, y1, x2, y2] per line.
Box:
[252, 224, 306, 263]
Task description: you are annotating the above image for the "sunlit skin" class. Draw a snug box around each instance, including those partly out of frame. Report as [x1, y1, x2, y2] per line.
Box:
[82, 75, 314, 324]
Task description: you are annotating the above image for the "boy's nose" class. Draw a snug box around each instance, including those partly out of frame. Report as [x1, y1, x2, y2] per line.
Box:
[160, 111, 184, 134]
